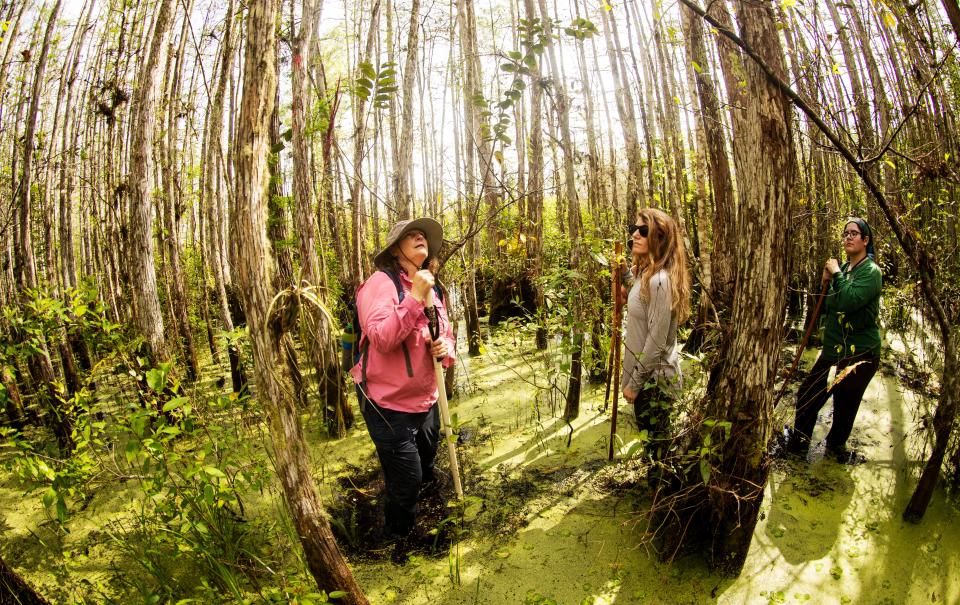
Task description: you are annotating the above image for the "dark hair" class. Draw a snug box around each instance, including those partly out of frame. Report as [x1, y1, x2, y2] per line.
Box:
[379, 245, 439, 276]
[846, 217, 876, 259]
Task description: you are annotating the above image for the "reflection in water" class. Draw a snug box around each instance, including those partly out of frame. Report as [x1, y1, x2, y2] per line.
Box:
[765, 460, 855, 564]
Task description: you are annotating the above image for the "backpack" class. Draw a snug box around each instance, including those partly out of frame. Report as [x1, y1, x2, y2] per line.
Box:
[342, 270, 444, 371]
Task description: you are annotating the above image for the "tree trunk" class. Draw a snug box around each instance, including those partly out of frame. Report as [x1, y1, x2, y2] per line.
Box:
[531, 0, 583, 420]
[1, 364, 26, 431]
[941, 0, 960, 43]
[232, 1, 368, 600]
[0, 553, 49, 605]
[664, 0, 796, 576]
[162, 3, 200, 380]
[292, 0, 353, 436]
[203, 0, 246, 393]
[904, 330, 959, 522]
[393, 0, 421, 218]
[347, 0, 382, 289]
[518, 0, 547, 351]
[14, 0, 74, 455]
[17, 0, 63, 291]
[599, 4, 642, 217]
[128, 0, 174, 364]
[680, 1, 736, 348]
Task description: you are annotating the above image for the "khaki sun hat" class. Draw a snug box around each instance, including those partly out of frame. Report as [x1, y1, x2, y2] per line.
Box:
[373, 217, 444, 269]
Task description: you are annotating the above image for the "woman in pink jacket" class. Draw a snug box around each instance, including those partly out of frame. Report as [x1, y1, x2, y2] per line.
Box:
[350, 218, 456, 543]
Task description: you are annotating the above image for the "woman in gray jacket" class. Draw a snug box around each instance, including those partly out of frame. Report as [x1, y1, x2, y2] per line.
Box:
[621, 207, 691, 452]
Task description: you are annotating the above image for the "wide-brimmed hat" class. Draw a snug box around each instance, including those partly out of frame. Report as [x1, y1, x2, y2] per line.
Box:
[373, 217, 444, 269]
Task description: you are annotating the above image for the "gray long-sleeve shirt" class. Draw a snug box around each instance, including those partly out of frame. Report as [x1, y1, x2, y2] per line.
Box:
[620, 269, 682, 394]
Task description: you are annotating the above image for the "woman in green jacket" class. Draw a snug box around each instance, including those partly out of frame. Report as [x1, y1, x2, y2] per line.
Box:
[788, 217, 882, 463]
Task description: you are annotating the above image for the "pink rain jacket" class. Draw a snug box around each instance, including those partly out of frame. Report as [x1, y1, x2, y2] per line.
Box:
[350, 270, 456, 413]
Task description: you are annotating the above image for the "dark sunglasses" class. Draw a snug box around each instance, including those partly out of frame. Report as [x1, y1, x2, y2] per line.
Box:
[628, 224, 649, 238]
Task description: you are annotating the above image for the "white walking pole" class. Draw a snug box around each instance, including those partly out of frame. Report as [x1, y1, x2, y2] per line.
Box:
[426, 290, 464, 499]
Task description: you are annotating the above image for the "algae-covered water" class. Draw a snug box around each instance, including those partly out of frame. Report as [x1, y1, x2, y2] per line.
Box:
[2, 326, 958, 604]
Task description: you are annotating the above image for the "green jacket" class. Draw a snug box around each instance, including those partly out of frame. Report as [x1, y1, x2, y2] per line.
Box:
[822, 257, 882, 360]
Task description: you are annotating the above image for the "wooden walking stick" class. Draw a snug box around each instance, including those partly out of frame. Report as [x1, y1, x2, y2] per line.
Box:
[773, 275, 831, 408]
[426, 291, 464, 499]
[608, 241, 624, 461]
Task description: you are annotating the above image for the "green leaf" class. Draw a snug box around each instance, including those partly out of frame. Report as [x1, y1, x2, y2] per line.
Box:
[699, 459, 711, 484]
[270, 141, 285, 154]
[162, 396, 188, 413]
[329, 592, 348, 599]
[125, 440, 141, 463]
[56, 496, 68, 523]
[146, 368, 165, 392]
[203, 466, 227, 479]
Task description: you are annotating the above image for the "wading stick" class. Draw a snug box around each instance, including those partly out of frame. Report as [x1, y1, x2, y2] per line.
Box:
[426, 291, 464, 499]
[773, 275, 831, 408]
[604, 241, 625, 409]
[608, 241, 624, 461]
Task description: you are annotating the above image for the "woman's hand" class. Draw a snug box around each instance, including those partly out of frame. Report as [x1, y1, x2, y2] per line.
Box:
[430, 339, 449, 359]
[622, 387, 637, 402]
[823, 258, 840, 280]
[410, 269, 435, 303]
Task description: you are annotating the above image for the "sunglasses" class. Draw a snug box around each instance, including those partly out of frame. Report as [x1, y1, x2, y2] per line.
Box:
[628, 224, 649, 238]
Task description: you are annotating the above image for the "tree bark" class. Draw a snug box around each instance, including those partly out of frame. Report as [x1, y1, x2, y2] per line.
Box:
[162, 2, 200, 380]
[0, 553, 49, 605]
[17, 0, 63, 290]
[232, 1, 368, 600]
[128, 0, 175, 364]
[599, 4, 642, 217]
[347, 0, 382, 289]
[202, 0, 246, 394]
[680, 1, 735, 349]
[393, 0, 421, 218]
[292, 0, 353, 436]
[662, 0, 796, 576]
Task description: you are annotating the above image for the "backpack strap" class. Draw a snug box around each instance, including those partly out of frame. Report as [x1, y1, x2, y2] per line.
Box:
[379, 270, 414, 378]
[358, 270, 440, 387]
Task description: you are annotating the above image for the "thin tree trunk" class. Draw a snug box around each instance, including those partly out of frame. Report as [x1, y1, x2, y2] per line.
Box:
[348, 0, 382, 290]
[393, 0, 421, 218]
[203, 0, 246, 393]
[600, 5, 642, 217]
[232, 2, 368, 599]
[18, 0, 63, 291]
[128, 0, 174, 364]
[518, 0, 546, 351]
[293, 0, 352, 436]
[162, 1, 200, 380]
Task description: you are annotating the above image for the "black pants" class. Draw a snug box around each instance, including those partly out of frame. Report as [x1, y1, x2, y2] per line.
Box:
[358, 389, 440, 537]
[633, 385, 674, 461]
[793, 352, 879, 452]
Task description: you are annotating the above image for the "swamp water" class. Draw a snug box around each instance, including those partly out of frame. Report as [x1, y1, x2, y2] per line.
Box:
[2, 328, 959, 604]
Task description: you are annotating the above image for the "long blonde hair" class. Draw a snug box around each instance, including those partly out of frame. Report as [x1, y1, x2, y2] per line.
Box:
[632, 207, 691, 323]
